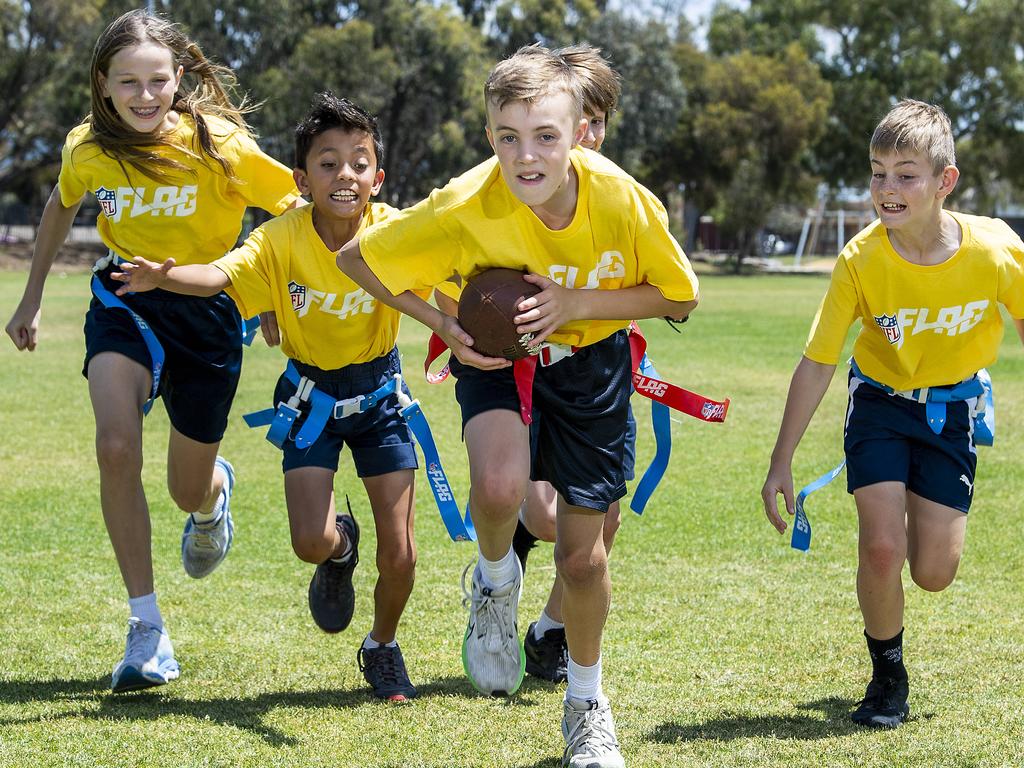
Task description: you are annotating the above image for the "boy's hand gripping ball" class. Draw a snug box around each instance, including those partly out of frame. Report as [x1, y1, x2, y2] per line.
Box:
[457, 268, 541, 360]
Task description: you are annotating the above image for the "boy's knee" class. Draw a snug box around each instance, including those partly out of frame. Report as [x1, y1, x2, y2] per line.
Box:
[167, 482, 209, 514]
[377, 544, 416, 582]
[94, 430, 141, 475]
[471, 475, 526, 521]
[860, 537, 906, 578]
[554, 546, 607, 589]
[291, 532, 334, 564]
[909, 561, 959, 592]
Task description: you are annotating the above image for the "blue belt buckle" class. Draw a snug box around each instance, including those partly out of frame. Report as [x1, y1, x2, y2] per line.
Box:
[267, 401, 301, 448]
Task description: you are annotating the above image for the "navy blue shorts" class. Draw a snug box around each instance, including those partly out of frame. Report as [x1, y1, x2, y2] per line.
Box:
[83, 268, 243, 444]
[276, 348, 418, 477]
[844, 373, 979, 513]
[451, 330, 633, 512]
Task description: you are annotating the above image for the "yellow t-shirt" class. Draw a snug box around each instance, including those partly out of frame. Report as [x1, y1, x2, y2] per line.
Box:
[804, 212, 1024, 389]
[59, 115, 300, 266]
[360, 147, 698, 347]
[215, 203, 415, 370]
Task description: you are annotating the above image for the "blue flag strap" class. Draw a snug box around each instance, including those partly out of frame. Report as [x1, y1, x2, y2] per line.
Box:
[850, 358, 986, 437]
[630, 353, 673, 515]
[243, 363, 472, 542]
[398, 396, 475, 542]
[90, 275, 164, 415]
[241, 315, 261, 346]
[791, 459, 846, 552]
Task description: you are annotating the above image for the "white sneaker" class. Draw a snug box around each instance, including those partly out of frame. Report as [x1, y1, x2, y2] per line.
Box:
[562, 696, 625, 768]
[460, 558, 525, 696]
[111, 618, 180, 693]
[181, 457, 235, 578]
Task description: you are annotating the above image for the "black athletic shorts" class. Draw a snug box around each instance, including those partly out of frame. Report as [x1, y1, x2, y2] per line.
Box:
[450, 329, 632, 512]
[83, 266, 243, 444]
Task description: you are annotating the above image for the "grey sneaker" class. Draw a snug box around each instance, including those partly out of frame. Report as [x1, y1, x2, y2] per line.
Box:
[181, 457, 235, 578]
[562, 696, 625, 768]
[460, 559, 525, 697]
[111, 618, 180, 693]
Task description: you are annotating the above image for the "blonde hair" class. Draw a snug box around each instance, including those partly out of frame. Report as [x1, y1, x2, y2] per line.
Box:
[484, 44, 583, 120]
[86, 9, 253, 183]
[870, 99, 956, 173]
[554, 44, 620, 118]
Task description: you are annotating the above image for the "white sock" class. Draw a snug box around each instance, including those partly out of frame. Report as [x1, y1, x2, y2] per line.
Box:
[534, 608, 564, 639]
[566, 654, 602, 703]
[362, 633, 398, 650]
[478, 545, 518, 589]
[128, 592, 163, 630]
[191, 471, 227, 525]
[330, 519, 353, 563]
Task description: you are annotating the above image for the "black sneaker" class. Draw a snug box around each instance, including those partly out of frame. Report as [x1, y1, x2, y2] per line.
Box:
[358, 643, 418, 702]
[524, 621, 568, 683]
[512, 519, 539, 574]
[850, 676, 910, 728]
[307, 513, 359, 633]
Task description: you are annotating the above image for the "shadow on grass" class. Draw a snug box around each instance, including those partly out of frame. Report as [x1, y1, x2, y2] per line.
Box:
[647, 696, 870, 743]
[517, 758, 562, 768]
[0, 673, 486, 745]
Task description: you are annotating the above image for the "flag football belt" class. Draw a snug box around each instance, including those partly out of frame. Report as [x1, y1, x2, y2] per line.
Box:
[94, 250, 262, 349]
[243, 360, 474, 542]
[423, 322, 730, 514]
[789, 359, 994, 553]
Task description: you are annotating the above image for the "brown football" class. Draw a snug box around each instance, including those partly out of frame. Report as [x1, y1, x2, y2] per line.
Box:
[457, 268, 541, 360]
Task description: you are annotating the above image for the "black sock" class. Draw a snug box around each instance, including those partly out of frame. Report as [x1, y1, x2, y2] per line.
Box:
[511, 519, 539, 574]
[865, 629, 908, 681]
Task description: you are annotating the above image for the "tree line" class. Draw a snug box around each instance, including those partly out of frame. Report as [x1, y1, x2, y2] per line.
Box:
[2, 0, 1023, 256]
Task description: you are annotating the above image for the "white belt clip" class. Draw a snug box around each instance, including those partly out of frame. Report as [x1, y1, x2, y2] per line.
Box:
[92, 250, 120, 273]
[537, 342, 577, 367]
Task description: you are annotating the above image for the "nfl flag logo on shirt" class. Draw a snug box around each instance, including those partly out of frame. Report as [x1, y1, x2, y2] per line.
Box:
[289, 281, 306, 312]
[874, 313, 901, 345]
[96, 187, 117, 217]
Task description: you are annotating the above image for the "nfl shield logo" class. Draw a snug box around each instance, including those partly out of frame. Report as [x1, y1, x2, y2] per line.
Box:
[874, 313, 901, 345]
[289, 281, 306, 311]
[96, 187, 117, 217]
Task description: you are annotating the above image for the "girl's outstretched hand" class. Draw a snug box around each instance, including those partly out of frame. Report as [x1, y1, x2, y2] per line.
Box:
[111, 257, 175, 295]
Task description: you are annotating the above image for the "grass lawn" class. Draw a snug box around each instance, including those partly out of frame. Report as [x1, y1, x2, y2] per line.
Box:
[0, 269, 1021, 767]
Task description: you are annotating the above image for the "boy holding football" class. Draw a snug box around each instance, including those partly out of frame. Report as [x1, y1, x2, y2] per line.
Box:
[340, 45, 698, 767]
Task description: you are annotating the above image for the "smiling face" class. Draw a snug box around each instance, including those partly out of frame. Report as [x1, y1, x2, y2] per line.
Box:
[869, 149, 958, 232]
[294, 127, 384, 221]
[580, 108, 608, 152]
[98, 41, 183, 135]
[485, 90, 586, 215]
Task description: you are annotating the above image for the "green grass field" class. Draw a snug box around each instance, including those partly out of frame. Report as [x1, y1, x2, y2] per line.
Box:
[0, 270, 1021, 768]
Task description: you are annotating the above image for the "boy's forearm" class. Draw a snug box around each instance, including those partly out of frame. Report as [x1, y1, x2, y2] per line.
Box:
[338, 240, 446, 332]
[770, 356, 836, 464]
[162, 264, 231, 297]
[576, 283, 697, 322]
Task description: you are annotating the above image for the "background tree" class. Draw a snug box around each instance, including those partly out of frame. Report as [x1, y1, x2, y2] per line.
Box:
[680, 43, 832, 267]
[0, 0, 106, 204]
